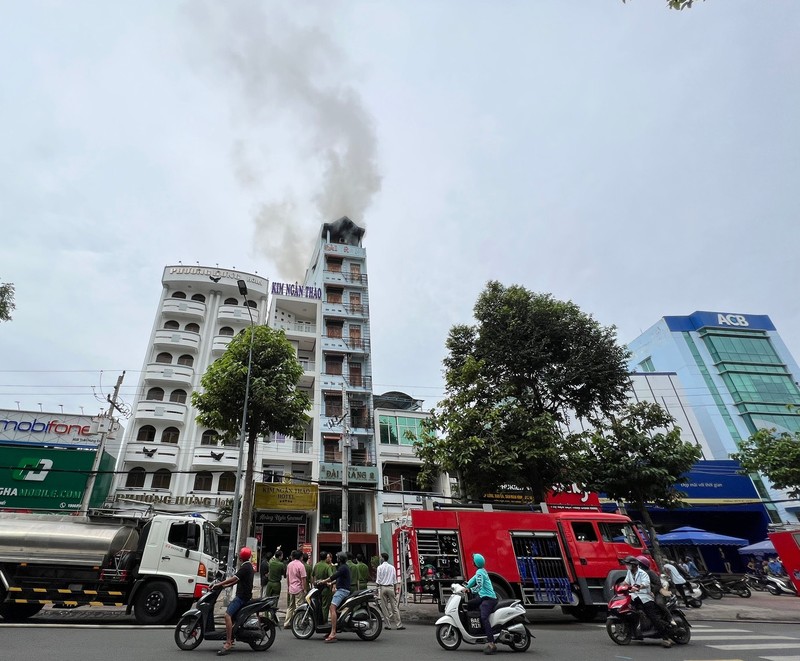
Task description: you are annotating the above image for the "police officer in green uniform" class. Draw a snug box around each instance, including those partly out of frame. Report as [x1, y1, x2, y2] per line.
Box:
[356, 553, 369, 591]
[266, 549, 286, 598]
[311, 551, 334, 621]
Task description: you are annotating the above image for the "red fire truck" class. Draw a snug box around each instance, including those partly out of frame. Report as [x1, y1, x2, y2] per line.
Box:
[393, 504, 648, 620]
[768, 526, 800, 595]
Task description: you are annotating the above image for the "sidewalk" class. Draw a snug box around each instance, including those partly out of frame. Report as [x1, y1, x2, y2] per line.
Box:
[27, 580, 800, 625]
[398, 590, 800, 625]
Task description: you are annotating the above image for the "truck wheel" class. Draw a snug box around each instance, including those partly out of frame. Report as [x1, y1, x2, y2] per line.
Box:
[134, 580, 177, 625]
[436, 623, 462, 650]
[0, 602, 44, 622]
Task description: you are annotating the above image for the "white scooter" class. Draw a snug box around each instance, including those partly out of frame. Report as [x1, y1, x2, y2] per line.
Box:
[435, 583, 532, 652]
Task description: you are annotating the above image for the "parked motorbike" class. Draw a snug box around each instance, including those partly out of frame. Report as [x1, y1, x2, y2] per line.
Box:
[435, 583, 532, 652]
[764, 574, 798, 596]
[606, 583, 691, 646]
[744, 573, 768, 592]
[174, 585, 279, 651]
[695, 573, 724, 600]
[717, 576, 752, 598]
[290, 583, 382, 640]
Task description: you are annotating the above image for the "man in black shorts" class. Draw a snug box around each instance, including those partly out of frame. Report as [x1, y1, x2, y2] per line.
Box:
[214, 547, 255, 655]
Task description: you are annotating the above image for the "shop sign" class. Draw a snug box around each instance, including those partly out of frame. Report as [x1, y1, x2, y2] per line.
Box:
[255, 511, 307, 525]
[271, 282, 323, 300]
[168, 266, 265, 288]
[0, 410, 102, 448]
[0, 446, 95, 511]
[319, 462, 378, 484]
[254, 483, 318, 510]
[113, 492, 234, 508]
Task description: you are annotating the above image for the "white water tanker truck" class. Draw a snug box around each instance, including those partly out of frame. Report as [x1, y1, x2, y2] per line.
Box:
[0, 512, 221, 624]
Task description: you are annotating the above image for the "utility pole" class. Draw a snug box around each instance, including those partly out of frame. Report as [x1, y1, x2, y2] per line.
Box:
[341, 382, 351, 553]
[80, 372, 125, 513]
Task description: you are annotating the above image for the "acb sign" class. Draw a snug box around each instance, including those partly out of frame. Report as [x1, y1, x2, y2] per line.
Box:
[717, 313, 749, 327]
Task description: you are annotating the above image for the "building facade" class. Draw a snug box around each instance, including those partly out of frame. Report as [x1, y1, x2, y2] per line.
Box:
[628, 310, 800, 523]
[113, 266, 270, 520]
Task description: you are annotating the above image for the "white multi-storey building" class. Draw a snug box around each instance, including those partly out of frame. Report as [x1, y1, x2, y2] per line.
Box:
[113, 266, 270, 522]
[114, 218, 386, 561]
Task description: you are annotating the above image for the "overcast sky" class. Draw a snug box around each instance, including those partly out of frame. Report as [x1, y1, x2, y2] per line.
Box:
[2, 1, 798, 421]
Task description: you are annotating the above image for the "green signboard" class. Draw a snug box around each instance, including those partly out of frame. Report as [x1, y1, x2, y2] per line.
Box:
[0, 446, 98, 511]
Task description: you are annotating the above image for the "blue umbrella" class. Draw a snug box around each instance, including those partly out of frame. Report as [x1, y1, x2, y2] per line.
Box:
[737, 539, 776, 556]
[657, 526, 748, 546]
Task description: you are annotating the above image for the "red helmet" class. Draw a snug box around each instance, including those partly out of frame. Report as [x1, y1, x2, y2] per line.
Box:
[239, 547, 252, 561]
[636, 555, 651, 569]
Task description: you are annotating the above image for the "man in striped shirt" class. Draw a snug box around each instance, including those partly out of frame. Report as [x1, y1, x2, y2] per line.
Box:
[375, 552, 404, 630]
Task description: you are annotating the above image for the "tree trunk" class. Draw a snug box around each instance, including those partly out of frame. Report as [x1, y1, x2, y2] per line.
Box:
[236, 428, 259, 552]
[635, 498, 665, 568]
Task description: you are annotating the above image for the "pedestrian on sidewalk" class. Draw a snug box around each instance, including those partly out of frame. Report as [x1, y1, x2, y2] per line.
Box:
[259, 550, 273, 597]
[375, 552, 404, 630]
[284, 550, 307, 629]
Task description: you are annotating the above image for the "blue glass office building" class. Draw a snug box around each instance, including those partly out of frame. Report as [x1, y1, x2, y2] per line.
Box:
[628, 311, 800, 524]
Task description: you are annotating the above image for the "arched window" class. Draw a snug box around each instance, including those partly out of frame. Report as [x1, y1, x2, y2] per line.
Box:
[191, 294, 206, 303]
[219, 326, 234, 337]
[155, 352, 173, 364]
[219, 472, 236, 493]
[246, 300, 257, 308]
[164, 320, 180, 330]
[161, 427, 180, 444]
[136, 425, 156, 442]
[169, 389, 187, 404]
[171, 291, 187, 299]
[194, 471, 213, 492]
[185, 322, 200, 333]
[224, 297, 238, 305]
[152, 469, 172, 490]
[125, 467, 146, 488]
[201, 430, 219, 446]
[177, 354, 194, 367]
[146, 387, 164, 401]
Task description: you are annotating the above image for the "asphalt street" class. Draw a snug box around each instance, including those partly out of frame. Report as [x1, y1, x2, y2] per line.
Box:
[3, 613, 800, 661]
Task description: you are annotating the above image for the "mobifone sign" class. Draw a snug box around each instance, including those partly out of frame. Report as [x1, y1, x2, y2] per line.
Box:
[0, 409, 102, 448]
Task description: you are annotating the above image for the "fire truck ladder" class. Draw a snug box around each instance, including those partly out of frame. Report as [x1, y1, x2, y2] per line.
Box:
[511, 532, 575, 607]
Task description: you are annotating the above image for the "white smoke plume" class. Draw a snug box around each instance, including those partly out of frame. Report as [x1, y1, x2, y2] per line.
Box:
[186, 0, 381, 279]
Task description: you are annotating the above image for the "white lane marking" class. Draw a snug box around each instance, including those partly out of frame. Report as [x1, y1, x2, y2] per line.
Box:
[759, 657, 800, 661]
[0, 624, 167, 629]
[691, 628, 757, 633]
[694, 636, 798, 641]
[710, 645, 800, 651]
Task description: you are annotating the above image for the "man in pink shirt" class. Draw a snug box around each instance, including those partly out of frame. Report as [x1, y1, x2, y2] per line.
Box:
[284, 550, 308, 628]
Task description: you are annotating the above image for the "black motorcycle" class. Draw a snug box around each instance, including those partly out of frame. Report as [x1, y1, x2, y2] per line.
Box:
[717, 576, 752, 598]
[290, 583, 382, 641]
[174, 585, 279, 651]
[695, 572, 725, 600]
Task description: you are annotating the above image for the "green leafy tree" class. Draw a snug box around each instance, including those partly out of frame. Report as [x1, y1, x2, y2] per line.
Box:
[582, 401, 702, 565]
[0, 280, 15, 322]
[415, 281, 631, 502]
[733, 428, 800, 499]
[193, 325, 311, 552]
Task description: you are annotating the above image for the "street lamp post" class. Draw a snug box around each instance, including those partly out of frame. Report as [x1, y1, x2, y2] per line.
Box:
[225, 279, 256, 575]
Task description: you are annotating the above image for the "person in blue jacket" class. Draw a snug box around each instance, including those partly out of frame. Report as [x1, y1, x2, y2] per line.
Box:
[466, 553, 498, 655]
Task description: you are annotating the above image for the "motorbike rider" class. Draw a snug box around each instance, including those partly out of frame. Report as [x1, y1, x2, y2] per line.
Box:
[212, 547, 255, 656]
[622, 555, 673, 648]
[320, 551, 352, 643]
[466, 553, 498, 655]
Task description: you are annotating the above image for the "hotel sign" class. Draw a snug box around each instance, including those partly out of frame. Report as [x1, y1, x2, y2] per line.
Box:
[319, 463, 378, 484]
[271, 282, 323, 300]
[254, 483, 318, 510]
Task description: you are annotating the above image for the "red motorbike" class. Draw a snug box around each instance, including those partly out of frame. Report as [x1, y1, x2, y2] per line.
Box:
[605, 582, 691, 646]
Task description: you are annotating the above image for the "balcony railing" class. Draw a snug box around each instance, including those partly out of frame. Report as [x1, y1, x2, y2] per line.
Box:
[323, 269, 368, 286]
[273, 320, 317, 334]
[321, 373, 372, 390]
